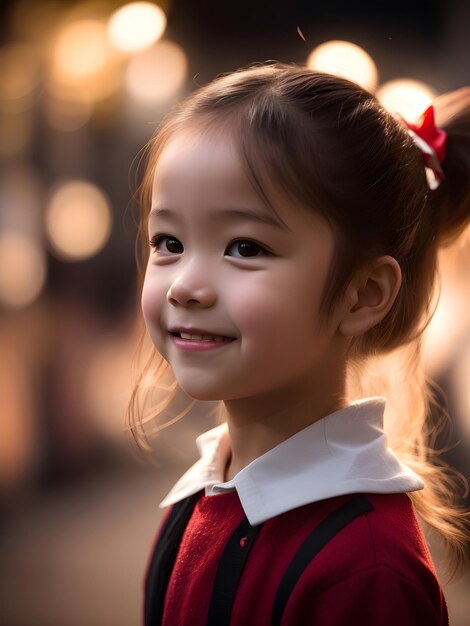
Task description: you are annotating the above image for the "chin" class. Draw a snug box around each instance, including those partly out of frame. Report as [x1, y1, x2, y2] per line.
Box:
[177, 376, 240, 401]
[174, 368, 261, 402]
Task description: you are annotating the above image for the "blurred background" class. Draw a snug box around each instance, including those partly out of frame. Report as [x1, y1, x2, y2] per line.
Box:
[0, 0, 469, 624]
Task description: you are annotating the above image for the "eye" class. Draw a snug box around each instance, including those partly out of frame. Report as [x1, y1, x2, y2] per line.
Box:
[225, 239, 267, 258]
[149, 235, 183, 254]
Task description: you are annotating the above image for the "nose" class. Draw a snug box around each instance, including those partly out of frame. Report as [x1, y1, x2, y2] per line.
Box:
[166, 265, 217, 308]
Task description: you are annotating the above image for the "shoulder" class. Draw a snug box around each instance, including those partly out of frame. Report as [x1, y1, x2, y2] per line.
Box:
[259, 492, 437, 582]
[363, 492, 435, 569]
[278, 493, 448, 625]
[304, 493, 439, 585]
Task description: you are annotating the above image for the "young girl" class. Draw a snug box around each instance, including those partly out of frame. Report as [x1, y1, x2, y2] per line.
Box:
[129, 62, 470, 625]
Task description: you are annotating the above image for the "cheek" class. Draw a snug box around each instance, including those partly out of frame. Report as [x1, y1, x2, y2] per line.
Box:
[141, 276, 156, 322]
[228, 270, 326, 363]
[141, 271, 166, 341]
[229, 274, 309, 338]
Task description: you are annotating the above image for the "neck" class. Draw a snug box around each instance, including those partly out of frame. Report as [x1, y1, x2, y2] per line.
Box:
[222, 361, 348, 482]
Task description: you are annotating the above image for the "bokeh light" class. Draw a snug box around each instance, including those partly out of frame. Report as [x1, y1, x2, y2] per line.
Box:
[48, 17, 121, 104]
[307, 40, 378, 92]
[376, 79, 437, 122]
[424, 282, 465, 377]
[0, 231, 46, 309]
[124, 39, 187, 105]
[108, 2, 167, 53]
[423, 235, 470, 374]
[84, 337, 135, 439]
[52, 19, 111, 79]
[45, 181, 113, 261]
[453, 338, 470, 442]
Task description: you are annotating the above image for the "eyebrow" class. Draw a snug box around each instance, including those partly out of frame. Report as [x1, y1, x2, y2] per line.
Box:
[148, 206, 291, 231]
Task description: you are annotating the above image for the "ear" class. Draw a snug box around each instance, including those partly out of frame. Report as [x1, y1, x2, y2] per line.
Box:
[338, 256, 402, 337]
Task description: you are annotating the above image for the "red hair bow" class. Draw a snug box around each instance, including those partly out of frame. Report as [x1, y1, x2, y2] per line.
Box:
[401, 105, 447, 190]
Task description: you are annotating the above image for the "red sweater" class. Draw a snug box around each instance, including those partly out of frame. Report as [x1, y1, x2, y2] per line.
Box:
[147, 490, 448, 625]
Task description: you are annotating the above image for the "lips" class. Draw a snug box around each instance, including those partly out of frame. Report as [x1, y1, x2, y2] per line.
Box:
[169, 328, 236, 342]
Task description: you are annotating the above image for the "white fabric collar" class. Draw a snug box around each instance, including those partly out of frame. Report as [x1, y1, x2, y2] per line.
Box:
[159, 396, 424, 526]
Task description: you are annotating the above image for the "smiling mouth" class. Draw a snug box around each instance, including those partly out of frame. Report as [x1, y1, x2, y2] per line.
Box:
[170, 331, 235, 342]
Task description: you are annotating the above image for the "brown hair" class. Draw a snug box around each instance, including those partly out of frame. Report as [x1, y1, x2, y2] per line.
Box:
[126, 62, 470, 581]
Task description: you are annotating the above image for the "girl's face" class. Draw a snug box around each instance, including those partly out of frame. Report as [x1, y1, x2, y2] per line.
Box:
[142, 127, 348, 402]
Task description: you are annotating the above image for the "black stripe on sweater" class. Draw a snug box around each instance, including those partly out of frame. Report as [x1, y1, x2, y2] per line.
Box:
[271, 495, 374, 626]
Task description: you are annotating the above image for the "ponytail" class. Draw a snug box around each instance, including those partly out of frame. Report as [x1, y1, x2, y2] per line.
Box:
[432, 87, 470, 246]
[376, 86, 470, 582]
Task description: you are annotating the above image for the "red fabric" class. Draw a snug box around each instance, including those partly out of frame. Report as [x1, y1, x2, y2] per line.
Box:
[157, 491, 448, 626]
[405, 105, 447, 164]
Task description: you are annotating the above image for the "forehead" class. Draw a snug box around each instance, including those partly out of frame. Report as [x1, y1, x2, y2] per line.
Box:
[150, 130, 283, 232]
[150, 126, 331, 237]
[151, 127, 253, 200]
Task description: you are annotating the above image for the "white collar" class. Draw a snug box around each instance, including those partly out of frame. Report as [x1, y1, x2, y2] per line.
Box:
[159, 396, 424, 525]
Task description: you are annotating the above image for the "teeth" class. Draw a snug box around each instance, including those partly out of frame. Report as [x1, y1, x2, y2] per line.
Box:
[179, 332, 228, 341]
